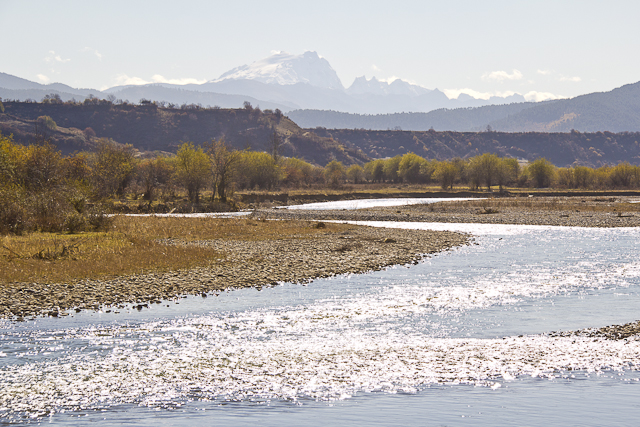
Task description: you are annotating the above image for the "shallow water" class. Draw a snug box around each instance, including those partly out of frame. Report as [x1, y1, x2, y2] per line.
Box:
[281, 197, 481, 210]
[1, 221, 640, 425]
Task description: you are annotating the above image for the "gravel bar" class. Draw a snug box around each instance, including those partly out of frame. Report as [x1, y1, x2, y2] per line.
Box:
[1, 224, 468, 319]
[261, 196, 640, 228]
[549, 320, 640, 340]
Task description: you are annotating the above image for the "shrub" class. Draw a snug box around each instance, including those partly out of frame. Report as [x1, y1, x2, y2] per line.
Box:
[36, 115, 57, 131]
[87, 209, 114, 232]
[64, 211, 87, 233]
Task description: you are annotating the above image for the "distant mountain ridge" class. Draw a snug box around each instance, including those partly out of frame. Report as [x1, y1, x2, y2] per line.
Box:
[2, 53, 640, 132]
[488, 81, 640, 132]
[288, 102, 539, 132]
[288, 81, 640, 133]
[0, 72, 96, 97]
[347, 76, 434, 97]
[0, 52, 534, 115]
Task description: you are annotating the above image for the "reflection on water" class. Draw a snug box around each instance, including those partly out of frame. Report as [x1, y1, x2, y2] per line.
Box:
[282, 197, 482, 210]
[1, 222, 640, 424]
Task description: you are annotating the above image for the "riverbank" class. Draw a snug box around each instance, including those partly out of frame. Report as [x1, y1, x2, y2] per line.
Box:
[3, 195, 640, 320]
[1, 221, 468, 319]
[550, 320, 640, 340]
[263, 196, 640, 228]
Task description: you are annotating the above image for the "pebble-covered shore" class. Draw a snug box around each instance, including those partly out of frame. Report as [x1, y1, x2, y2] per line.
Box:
[549, 320, 640, 340]
[1, 224, 468, 319]
[3, 196, 639, 336]
[261, 196, 640, 228]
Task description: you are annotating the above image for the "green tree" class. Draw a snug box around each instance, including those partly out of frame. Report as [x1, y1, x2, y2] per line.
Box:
[17, 142, 63, 192]
[235, 151, 282, 190]
[398, 153, 429, 183]
[383, 156, 402, 183]
[433, 161, 458, 190]
[556, 167, 575, 188]
[364, 159, 385, 183]
[526, 158, 556, 188]
[36, 115, 57, 131]
[324, 160, 346, 188]
[609, 162, 636, 188]
[346, 164, 365, 184]
[419, 159, 436, 184]
[281, 157, 319, 187]
[573, 166, 594, 188]
[174, 142, 210, 203]
[594, 166, 612, 189]
[493, 157, 520, 190]
[91, 139, 137, 198]
[468, 153, 501, 190]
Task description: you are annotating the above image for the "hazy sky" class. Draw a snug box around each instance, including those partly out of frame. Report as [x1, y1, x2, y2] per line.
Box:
[1, 0, 639, 101]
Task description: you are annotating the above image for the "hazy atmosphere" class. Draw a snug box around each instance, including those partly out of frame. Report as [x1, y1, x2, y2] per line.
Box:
[2, 0, 639, 100]
[3, 2, 640, 425]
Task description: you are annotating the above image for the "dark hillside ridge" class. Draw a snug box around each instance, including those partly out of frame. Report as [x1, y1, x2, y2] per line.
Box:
[1, 102, 368, 165]
[3, 101, 640, 167]
[288, 103, 538, 131]
[289, 81, 640, 133]
[312, 128, 640, 167]
[489, 81, 640, 132]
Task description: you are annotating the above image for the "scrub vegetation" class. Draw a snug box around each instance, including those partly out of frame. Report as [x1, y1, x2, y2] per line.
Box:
[0, 216, 354, 284]
[2, 130, 640, 235]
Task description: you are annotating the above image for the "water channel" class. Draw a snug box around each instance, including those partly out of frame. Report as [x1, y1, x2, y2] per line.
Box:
[1, 200, 640, 425]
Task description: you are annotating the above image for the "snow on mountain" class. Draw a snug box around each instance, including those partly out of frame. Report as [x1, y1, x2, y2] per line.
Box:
[214, 51, 344, 90]
[347, 76, 432, 97]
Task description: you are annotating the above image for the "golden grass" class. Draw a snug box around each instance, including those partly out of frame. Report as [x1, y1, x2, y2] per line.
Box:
[0, 217, 350, 285]
[112, 216, 340, 241]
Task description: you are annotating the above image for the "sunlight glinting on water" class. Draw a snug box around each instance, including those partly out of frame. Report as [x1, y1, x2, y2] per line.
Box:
[1, 319, 640, 416]
[282, 198, 482, 210]
[1, 221, 640, 420]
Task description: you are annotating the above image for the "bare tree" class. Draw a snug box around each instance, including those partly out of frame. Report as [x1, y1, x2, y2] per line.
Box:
[174, 142, 210, 203]
[205, 139, 242, 203]
[269, 130, 282, 162]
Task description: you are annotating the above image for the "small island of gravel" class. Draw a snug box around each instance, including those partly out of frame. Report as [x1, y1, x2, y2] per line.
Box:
[1, 220, 468, 319]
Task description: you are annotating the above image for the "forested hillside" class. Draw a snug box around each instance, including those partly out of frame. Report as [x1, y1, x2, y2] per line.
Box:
[488, 81, 640, 132]
[0, 101, 368, 165]
[312, 128, 640, 167]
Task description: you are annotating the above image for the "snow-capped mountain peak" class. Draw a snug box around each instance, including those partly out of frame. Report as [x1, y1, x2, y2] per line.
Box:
[214, 51, 344, 90]
[347, 76, 432, 97]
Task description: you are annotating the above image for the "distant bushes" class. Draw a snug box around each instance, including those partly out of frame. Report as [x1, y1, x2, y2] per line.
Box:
[36, 115, 57, 131]
[2, 129, 640, 235]
[359, 152, 640, 190]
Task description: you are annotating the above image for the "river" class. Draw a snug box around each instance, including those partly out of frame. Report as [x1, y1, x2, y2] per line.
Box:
[1, 217, 640, 425]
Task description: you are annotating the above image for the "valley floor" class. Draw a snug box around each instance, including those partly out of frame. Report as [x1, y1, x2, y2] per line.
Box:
[2, 196, 640, 323]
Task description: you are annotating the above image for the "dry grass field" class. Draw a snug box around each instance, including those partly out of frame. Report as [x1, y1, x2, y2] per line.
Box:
[0, 216, 350, 285]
